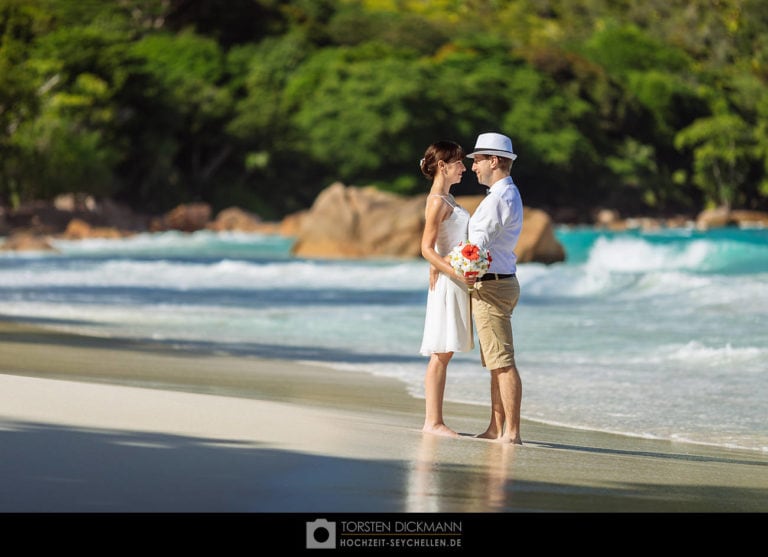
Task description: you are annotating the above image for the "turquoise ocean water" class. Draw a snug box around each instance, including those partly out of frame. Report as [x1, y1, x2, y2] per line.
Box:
[1, 226, 766, 452]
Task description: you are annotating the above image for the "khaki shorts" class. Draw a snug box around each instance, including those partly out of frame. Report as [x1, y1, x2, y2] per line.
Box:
[471, 276, 520, 370]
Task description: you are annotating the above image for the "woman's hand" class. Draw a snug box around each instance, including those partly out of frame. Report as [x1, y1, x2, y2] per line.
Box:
[429, 265, 439, 290]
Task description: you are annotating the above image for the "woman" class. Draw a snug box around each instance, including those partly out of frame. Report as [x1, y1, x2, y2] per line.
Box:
[418, 140, 475, 437]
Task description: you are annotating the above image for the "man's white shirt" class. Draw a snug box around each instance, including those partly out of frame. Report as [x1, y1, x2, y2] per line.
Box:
[467, 176, 523, 275]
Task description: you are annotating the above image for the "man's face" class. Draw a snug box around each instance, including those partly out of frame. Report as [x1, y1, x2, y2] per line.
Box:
[472, 155, 493, 186]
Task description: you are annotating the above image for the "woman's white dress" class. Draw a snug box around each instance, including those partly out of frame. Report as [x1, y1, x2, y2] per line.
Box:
[419, 195, 474, 355]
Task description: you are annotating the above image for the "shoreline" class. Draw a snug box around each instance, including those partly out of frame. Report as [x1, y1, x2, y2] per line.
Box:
[1, 318, 767, 512]
[4, 317, 763, 455]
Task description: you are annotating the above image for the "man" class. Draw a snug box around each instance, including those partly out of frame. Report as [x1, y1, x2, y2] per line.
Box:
[466, 132, 524, 444]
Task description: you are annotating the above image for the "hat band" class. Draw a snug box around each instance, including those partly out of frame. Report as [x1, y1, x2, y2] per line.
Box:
[468, 149, 517, 160]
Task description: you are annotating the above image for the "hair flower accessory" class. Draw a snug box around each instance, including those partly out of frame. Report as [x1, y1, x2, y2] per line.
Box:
[449, 241, 492, 292]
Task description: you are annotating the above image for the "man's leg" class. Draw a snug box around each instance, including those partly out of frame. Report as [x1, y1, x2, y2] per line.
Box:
[477, 371, 504, 439]
[495, 364, 522, 444]
[472, 278, 520, 441]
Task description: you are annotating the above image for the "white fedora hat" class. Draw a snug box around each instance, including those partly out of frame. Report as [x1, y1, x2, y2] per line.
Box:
[466, 132, 517, 160]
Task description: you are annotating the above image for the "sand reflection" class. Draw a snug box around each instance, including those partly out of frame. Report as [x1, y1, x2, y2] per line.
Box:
[405, 433, 518, 512]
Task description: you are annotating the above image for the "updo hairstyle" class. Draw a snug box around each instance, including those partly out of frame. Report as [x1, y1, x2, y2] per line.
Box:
[420, 140, 465, 179]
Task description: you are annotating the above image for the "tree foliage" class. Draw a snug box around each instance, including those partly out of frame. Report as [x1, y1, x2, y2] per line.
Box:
[1, 0, 767, 220]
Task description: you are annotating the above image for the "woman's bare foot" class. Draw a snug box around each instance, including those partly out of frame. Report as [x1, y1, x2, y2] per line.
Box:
[474, 428, 501, 440]
[422, 423, 460, 438]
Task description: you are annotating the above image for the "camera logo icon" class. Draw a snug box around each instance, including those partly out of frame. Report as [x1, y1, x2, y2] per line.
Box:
[306, 519, 336, 549]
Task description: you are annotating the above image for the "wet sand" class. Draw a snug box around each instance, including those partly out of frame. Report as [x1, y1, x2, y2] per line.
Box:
[1, 320, 766, 514]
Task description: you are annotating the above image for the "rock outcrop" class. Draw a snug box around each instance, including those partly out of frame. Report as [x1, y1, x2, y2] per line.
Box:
[61, 218, 126, 240]
[150, 202, 212, 233]
[290, 182, 425, 258]
[289, 182, 566, 263]
[206, 206, 283, 234]
[696, 207, 768, 229]
[0, 185, 568, 263]
[0, 232, 58, 252]
[515, 207, 566, 264]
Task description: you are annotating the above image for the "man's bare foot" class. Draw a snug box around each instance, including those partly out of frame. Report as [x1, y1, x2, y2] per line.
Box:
[422, 424, 460, 438]
[497, 435, 523, 445]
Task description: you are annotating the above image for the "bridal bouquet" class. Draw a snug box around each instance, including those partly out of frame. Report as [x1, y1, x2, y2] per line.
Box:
[449, 241, 492, 291]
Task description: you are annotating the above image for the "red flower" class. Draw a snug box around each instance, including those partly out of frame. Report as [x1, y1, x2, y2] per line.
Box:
[461, 244, 481, 261]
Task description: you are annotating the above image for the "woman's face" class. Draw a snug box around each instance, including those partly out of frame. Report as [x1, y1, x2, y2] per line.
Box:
[443, 158, 465, 185]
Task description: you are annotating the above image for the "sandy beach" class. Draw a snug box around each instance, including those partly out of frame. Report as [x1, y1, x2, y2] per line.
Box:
[1, 319, 766, 518]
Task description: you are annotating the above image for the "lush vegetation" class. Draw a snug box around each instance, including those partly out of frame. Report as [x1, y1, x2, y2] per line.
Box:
[1, 0, 767, 220]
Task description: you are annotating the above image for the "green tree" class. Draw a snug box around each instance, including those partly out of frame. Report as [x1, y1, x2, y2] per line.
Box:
[283, 42, 435, 193]
[675, 66, 768, 210]
[579, 23, 710, 211]
[224, 32, 317, 215]
[11, 72, 120, 199]
[124, 30, 233, 209]
[674, 112, 753, 209]
[754, 93, 768, 202]
[2, 2, 132, 204]
[3, 0, 768, 220]
[0, 0, 49, 206]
